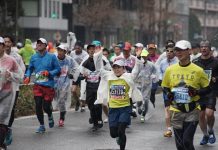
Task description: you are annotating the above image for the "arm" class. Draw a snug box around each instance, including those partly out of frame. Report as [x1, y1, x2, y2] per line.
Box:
[49, 55, 61, 77]
[25, 56, 34, 77]
[6, 60, 24, 83]
[131, 58, 143, 81]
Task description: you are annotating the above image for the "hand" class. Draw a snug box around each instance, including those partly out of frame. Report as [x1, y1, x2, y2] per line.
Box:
[41, 70, 49, 76]
[23, 77, 30, 84]
[167, 92, 174, 101]
[150, 74, 156, 80]
[212, 77, 216, 83]
[187, 86, 198, 97]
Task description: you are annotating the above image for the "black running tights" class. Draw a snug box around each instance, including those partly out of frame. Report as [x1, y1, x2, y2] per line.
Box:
[110, 123, 127, 150]
[174, 121, 198, 150]
[35, 96, 52, 125]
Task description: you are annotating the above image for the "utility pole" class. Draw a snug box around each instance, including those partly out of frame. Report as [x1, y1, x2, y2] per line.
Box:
[203, 0, 207, 40]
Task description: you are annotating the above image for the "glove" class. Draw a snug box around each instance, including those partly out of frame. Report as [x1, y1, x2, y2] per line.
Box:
[167, 91, 174, 101]
[23, 77, 30, 84]
[41, 70, 49, 77]
[187, 86, 198, 97]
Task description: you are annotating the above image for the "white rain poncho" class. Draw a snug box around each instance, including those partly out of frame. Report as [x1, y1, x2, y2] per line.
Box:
[94, 51, 143, 106]
[0, 54, 23, 125]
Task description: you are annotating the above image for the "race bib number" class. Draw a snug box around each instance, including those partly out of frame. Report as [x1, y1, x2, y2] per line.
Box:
[60, 66, 68, 77]
[110, 85, 126, 100]
[172, 87, 191, 103]
[87, 71, 99, 83]
[35, 71, 48, 83]
[204, 70, 212, 81]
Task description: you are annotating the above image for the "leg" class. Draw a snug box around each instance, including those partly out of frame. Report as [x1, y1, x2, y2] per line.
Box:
[110, 126, 118, 138]
[34, 96, 44, 125]
[183, 121, 198, 150]
[199, 110, 208, 135]
[173, 128, 184, 150]
[0, 124, 7, 148]
[8, 91, 19, 127]
[118, 123, 127, 150]
[164, 106, 172, 137]
[72, 85, 80, 111]
[43, 101, 53, 118]
[150, 88, 156, 107]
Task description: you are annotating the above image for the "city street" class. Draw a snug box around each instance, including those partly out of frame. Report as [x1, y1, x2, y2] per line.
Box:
[9, 94, 218, 150]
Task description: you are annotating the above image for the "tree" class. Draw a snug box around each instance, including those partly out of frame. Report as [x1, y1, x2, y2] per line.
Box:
[188, 12, 202, 41]
[74, 0, 116, 43]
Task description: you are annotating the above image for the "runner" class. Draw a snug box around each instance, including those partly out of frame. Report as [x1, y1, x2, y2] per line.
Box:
[158, 43, 178, 137]
[193, 40, 218, 145]
[161, 40, 210, 150]
[24, 38, 61, 133]
[70, 41, 88, 112]
[54, 44, 79, 127]
[94, 49, 143, 150]
[0, 36, 23, 150]
[135, 49, 158, 123]
[3, 35, 25, 146]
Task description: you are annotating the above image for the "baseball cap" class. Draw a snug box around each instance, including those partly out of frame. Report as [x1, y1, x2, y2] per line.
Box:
[112, 59, 125, 67]
[91, 40, 101, 46]
[37, 38, 47, 45]
[134, 43, 144, 48]
[175, 40, 191, 50]
[0, 37, 4, 44]
[123, 42, 132, 51]
[57, 44, 68, 51]
[200, 40, 211, 48]
[147, 43, 157, 49]
[140, 49, 149, 57]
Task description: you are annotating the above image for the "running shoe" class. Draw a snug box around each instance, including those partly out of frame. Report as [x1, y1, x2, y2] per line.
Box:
[4, 128, 12, 146]
[89, 118, 93, 124]
[140, 116, 145, 123]
[200, 135, 209, 145]
[103, 118, 108, 123]
[116, 137, 121, 145]
[97, 121, 103, 128]
[164, 130, 172, 137]
[92, 125, 98, 132]
[35, 125, 46, 133]
[58, 119, 64, 127]
[208, 131, 216, 144]
[48, 116, 54, 128]
[0, 145, 6, 150]
[138, 107, 142, 115]
[80, 106, 85, 112]
[131, 111, 137, 118]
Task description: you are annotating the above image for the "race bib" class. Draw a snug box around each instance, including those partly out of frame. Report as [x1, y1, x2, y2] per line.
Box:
[110, 85, 126, 100]
[35, 71, 48, 83]
[87, 71, 99, 83]
[60, 66, 68, 77]
[172, 87, 191, 103]
[204, 70, 212, 81]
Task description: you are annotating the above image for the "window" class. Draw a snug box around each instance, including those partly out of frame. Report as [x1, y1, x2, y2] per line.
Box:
[21, 0, 39, 17]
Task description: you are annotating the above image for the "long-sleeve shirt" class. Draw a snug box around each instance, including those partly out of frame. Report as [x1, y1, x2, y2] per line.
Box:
[26, 51, 61, 88]
[159, 57, 178, 80]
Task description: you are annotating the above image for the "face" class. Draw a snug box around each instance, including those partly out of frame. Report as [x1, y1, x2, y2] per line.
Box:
[175, 48, 191, 62]
[0, 43, 4, 56]
[114, 47, 121, 55]
[36, 41, 47, 52]
[123, 49, 130, 57]
[4, 37, 13, 52]
[135, 47, 143, 54]
[57, 48, 66, 59]
[200, 45, 210, 57]
[74, 45, 82, 53]
[148, 48, 156, 56]
[166, 48, 175, 59]
[113, 65, 125, 77]
[87, 47, 95, 57]
[103, 51, 109, 59]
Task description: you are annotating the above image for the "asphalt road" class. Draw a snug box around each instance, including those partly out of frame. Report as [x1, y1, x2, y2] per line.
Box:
[8, 94, 218, 150]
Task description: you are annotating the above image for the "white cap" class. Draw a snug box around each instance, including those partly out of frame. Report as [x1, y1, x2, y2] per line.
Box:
[57, 44, 68, 51]
[113, 59, 125, 67]
[134, 43, 144, 48]
[37, 38, 47, 45]
[0, 37, 4, 44]
[175, 40, 191, 50]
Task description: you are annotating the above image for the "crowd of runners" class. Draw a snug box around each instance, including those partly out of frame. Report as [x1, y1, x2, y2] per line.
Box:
[0, 33, 217, 150]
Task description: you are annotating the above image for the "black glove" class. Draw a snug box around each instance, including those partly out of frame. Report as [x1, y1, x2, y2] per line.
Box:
[163, 88, 174, 101]
[158, 80, 162, 86]
[187, 86, 198, 97]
